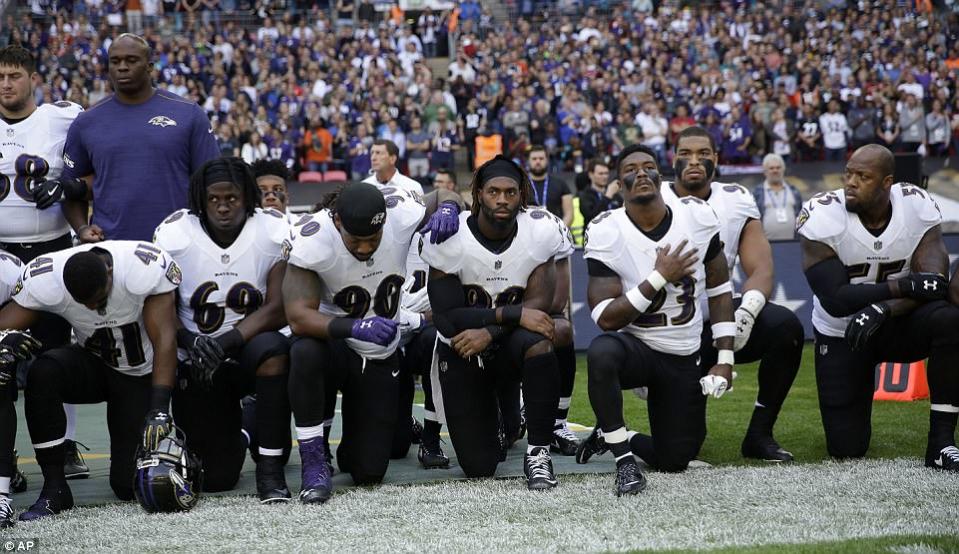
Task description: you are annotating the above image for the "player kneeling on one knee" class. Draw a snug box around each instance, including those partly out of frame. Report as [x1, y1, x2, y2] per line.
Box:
[154, 157, 294, 503]
[581, 144, 736, 496]
[423, 156, 565, 491]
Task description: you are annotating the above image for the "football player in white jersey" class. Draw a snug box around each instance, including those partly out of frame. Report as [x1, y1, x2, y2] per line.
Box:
[653, 126, 803, 462]
[582, 144, 735, 496]
[283, 182, 462, 503]
[0, 240, 180, 520]
[363, 139, 424, 196]
[1, 46, 90, 479]
[799, 144, 959, 470]
[0, 250, 25, 527]
[154, 158, 293, 503]
[422, 156, 565, 491]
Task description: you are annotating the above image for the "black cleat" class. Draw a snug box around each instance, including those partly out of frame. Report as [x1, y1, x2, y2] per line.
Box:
[550, 423, 580, 456]
[418, 441, 450, 469]
[63, 440, 90, 480]
[741, 434, 794, 462]
[524, 447, 558, 491]
[11, 449, 26, 493]
[615, 460, 648, 497]
[18, 487, 74, 522]
[0, 494, 13, 528]
[926, 445, 959, 472]
[255, 456, 292, 504]
[575, 427, 609, 464]
[410, 417, 423, 445]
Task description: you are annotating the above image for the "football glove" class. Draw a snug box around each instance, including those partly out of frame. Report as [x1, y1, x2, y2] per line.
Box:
[351, 316, 399, 346]
[897, 272, 948, 301]
[845, 302, 890, 352]
[421, 201, 461, 244]
[699, 374, 729, 399]
[0, 349, 18, 387]
[32, 176, 88, 210]
[142, 409, 173, 451]
[187, 335, 225, 388]
[0, 329, 42, 360]
[733, 308, 756, 352]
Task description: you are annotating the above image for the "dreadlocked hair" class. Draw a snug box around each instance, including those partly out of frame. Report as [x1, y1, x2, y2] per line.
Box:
[470, 157, 535, 212]
[188, 157, 261, 220]
[316, 183, 348, 218]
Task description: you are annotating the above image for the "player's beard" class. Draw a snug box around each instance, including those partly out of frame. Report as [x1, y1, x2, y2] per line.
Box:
[480, 202, 520, 232]
[0, 94, 29, 115]
[674, 158, 714, 192]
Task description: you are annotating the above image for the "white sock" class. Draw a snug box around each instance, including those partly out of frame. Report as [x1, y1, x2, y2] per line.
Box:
[0, 476, 9, 495]
[64, 404, 78, 441]
[554, 419, 567, 428]
[295, 425, 324, 441]
[258, 446, 284, 457]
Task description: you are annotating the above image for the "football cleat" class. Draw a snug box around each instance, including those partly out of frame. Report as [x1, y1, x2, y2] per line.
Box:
[524, 447, 558, 491]
[926, 445, 959, 472]
[255, 456, 291, 504]
[323, 437, 336, 475]
[11, 449, 26, 493]
[575, 427, 609, 464]
[615, 460, 648, 497]
[418, 441, 450, 469]
[63, 439, 90, 479]
[0, 494, 13, 528]
[18, 486, 74, 521]
[410, 416, 423, 445]
[741, 434, 794, 462]
[551, 423, 580, 456]
[298, 437, 332, 504]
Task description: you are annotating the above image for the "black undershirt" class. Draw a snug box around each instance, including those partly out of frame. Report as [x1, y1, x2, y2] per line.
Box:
[466, 214, 518, 254]
[0, 114, 29, 125]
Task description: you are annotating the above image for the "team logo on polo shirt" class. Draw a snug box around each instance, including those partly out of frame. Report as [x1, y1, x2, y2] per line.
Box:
[148, 116, 178, 127]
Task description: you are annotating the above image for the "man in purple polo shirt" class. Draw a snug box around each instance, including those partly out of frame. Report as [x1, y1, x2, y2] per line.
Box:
[51, 34, 219, 242]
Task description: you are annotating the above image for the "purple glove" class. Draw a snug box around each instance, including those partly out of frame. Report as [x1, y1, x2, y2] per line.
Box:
[421, 201, 460, 244]
[351, 316, 399, 346]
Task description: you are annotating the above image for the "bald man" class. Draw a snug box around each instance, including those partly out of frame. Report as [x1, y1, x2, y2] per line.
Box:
[57, 33, 220, 243]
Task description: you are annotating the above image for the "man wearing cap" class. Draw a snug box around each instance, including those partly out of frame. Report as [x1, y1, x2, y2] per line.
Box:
[282, 182, 463, 503]
[421, 156, 566, 491]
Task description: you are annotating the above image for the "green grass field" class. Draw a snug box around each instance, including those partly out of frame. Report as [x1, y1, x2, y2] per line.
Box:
[10, 344, 959, 552]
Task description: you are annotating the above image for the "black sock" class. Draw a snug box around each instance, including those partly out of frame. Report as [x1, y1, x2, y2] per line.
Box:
[629, 433, 658, 467]
[36, 443, 67, 491]
[521, 352, 560, 447]
[746, 404, 779, 437]
[555, 344, 576, 422]
[423, 419, 442, 447]
[929, 410, 958, 450]
[256, 374, 291, 453]
[607, 438, 633, 468]
[0, 398, 16, 478]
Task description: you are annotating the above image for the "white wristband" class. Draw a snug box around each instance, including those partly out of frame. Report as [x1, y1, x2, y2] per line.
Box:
[590, 298, 615, 325]
[625, 286, 653, 313]
[711, 322, 736, 339]
[740, 289, 767, 318]
[706, 281, 733, 298]
[717, 349, 735, 366]
[646, 270, 668, 291]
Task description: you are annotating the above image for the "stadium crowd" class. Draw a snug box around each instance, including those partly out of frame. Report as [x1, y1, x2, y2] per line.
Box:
[1, 0, 957, 184]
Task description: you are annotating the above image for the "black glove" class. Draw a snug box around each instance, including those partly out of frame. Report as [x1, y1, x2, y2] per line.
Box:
[32, 176, 88, 210]
[214, 328, 244, 359]
[0, 329, 42, 360]
[187, 335, 225, 388]
[897, 272, 949, 301]
[0, 349, 17, 387]
[845, 302, 890, 352]
[142, 409, 172, 451]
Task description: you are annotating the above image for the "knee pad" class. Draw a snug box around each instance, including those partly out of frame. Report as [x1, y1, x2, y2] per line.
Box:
[25, 353, 66, 391]
[927, 303, 959, 345]
[586, 334, 626, 378]
[241, 332, 291, 370]
[506, 329, 551, 362]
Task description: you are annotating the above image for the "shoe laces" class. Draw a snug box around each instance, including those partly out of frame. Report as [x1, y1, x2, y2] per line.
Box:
[941, 445, 959, 463]
[0, 495, 12, 517]
[554, 424, 577, 442]
[66, 440, 90, 461]
[527, 449, 553, 480]
[616, 463, 639, 485]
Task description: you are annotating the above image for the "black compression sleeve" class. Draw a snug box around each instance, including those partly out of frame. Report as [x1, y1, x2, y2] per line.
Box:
[704, 233, 724, 263]
[805, 257, 895, 317]
[428, 273, 499, 336]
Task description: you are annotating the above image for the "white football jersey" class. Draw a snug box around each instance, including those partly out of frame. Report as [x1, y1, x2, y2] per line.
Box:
[0, 250, 22, 304]
[0, 101, 83, 242]
[363, 171, 424, 196]
[286, 187, 425, 359]
[400, 234, 430, 314]
[798, 183, 941, 338]
[584, 199, 723, 355]
[12, 240, 181, 376]
[153, 208, 287, 346]
[419, 208, 565, 333]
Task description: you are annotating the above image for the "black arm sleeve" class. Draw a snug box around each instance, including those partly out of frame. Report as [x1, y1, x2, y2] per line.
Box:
[587, 259, 618, 277]
[805, 257, 895, 317]
[704, 233, 724, 263]
[427, 273, 499, 337]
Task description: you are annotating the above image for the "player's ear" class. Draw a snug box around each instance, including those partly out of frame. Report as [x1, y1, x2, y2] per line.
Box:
[881, 174, 894, 190]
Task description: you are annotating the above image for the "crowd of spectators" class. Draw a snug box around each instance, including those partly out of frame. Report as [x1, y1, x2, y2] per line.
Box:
[3, 0, 959, 186]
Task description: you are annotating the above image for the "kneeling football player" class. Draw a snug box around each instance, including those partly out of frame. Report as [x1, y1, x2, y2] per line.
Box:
[154, 157, 293, 503]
